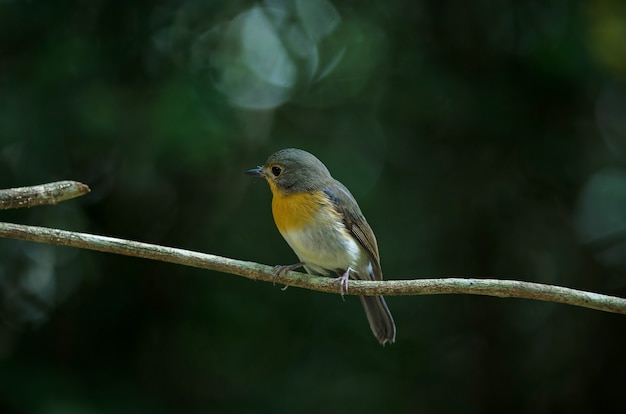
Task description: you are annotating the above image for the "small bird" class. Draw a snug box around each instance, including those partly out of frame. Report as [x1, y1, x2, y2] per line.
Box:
[246, 148, 396, 345]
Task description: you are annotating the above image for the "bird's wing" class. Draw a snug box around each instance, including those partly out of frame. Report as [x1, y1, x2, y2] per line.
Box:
[323, 182, 383, 281]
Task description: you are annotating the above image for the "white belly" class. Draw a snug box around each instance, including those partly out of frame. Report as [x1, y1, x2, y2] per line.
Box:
[281, 223, 363, 276]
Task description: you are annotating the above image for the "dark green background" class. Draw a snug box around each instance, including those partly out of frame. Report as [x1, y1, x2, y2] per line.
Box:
[2, 0, 626, 413]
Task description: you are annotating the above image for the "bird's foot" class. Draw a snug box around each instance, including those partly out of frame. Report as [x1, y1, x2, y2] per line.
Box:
[333, 267, 352, 300]
[272, 262, 305, 286]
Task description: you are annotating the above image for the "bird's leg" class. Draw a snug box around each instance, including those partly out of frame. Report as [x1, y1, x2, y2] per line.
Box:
[333, 267, 352, 300]
[272, 262, 305, 285]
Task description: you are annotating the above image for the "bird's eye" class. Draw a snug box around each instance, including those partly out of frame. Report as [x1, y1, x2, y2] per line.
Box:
[271, 166, 282, 177]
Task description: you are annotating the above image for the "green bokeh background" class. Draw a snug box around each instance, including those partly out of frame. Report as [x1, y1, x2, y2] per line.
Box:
[2, 0, 626, 413]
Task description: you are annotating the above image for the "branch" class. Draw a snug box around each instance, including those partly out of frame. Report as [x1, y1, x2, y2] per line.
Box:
[1, 181, 625, 315]
[0, 181, 90, 210]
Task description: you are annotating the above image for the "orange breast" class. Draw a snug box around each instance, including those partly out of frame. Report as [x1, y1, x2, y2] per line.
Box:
[271, 190, 324, 234]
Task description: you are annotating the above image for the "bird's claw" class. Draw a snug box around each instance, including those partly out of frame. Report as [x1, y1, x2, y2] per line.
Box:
[333, 267, 352, 301]
[272, 262, 304, 286]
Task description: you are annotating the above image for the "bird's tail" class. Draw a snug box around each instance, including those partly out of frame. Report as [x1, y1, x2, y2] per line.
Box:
[360, 295, 396, 345]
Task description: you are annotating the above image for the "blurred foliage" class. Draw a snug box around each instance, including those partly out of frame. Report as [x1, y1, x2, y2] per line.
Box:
[1, 0, 626, 413]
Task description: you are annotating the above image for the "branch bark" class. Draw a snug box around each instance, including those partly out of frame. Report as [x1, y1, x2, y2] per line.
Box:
[0, 181, 90, 209]
[1, 181, 625, 315]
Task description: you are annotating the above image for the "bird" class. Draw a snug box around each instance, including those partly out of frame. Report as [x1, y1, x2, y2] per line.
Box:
[246, 148, 396, 345]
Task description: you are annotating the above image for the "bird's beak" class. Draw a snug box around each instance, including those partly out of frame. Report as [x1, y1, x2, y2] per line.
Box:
[245, 166, 263, 176]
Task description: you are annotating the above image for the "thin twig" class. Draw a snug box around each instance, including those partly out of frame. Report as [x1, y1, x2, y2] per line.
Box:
[1, 181, 625, 315]
[0, 181, 90, 210]
[0, 222, 625, 314]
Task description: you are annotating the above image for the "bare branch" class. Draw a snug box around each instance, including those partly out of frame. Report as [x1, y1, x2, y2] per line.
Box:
[1, 181, 625, 315]
[0, 181, 90, 210]
[0, 221, 625, 315]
